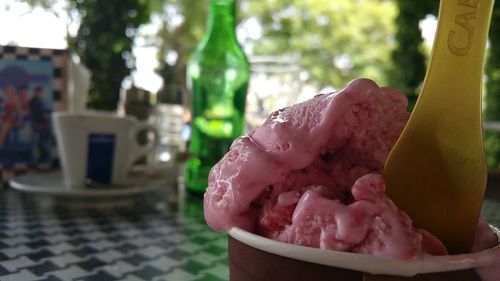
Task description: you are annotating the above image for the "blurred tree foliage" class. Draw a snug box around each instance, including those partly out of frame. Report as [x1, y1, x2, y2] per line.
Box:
[18, 0, 58, 9]
[153, 0, 396, 95]
[390, 0, 438, 109]
[20, 0, 397, 107]
[67, 0, 157, 110]
[240, 0, 397, 90]
[153, 0, 208, 93]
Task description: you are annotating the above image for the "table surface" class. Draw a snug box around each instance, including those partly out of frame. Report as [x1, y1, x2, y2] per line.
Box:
[0, 175, 499, 281]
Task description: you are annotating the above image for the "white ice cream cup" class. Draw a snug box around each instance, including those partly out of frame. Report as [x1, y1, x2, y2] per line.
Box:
[227, 226, 500, 281]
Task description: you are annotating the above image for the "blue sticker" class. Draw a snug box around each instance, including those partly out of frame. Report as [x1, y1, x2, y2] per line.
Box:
[86, 133, 115, 184]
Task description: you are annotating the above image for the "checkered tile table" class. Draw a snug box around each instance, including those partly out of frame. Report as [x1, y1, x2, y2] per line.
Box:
[0, 190, 228, 281]
[0, 189, 499, 281]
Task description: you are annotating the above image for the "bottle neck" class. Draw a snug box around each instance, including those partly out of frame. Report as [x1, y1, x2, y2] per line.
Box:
[206, 0, 237, 39]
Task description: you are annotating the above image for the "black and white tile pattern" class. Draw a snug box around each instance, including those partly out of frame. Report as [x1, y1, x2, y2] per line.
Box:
[0, 191, 228, 281]
[0, 189, 499, 281]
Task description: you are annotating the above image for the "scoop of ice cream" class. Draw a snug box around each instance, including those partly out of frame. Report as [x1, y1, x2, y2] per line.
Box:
[205, 78, 450, 259]
[205, 78, 408, 231]
[270, 174, 448, 258]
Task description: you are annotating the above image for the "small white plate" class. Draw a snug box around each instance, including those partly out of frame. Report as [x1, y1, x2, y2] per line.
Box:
[10, 170, 171, 197]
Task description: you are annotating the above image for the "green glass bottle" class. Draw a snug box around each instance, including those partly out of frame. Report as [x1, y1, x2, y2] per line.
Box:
[186, 0, 249, 194]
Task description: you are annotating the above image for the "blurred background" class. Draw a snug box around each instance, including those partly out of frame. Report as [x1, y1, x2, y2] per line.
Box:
[1, 0, 500, 170]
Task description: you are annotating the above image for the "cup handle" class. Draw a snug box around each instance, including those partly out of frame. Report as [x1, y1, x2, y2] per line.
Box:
[131, 122, 159, 165]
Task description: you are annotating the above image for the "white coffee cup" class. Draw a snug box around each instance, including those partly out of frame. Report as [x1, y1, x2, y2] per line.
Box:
[52, 111, 158, 188]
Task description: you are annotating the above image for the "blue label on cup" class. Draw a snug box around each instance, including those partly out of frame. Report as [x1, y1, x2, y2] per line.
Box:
[86, 133, 115, 184]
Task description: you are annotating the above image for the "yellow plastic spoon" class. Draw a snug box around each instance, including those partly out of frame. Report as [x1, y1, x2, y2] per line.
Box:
[384, 0, 494, 254]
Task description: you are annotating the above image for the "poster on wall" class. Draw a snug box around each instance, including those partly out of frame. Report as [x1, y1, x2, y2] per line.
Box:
[0, 46, 68, 182]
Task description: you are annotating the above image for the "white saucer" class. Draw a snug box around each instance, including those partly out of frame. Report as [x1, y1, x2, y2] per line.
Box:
[10, 169, 172, 197]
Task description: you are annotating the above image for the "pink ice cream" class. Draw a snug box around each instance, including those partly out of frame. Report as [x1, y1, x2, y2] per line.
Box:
[204, 78, 498, 271]
[204, 78, 448, 259]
